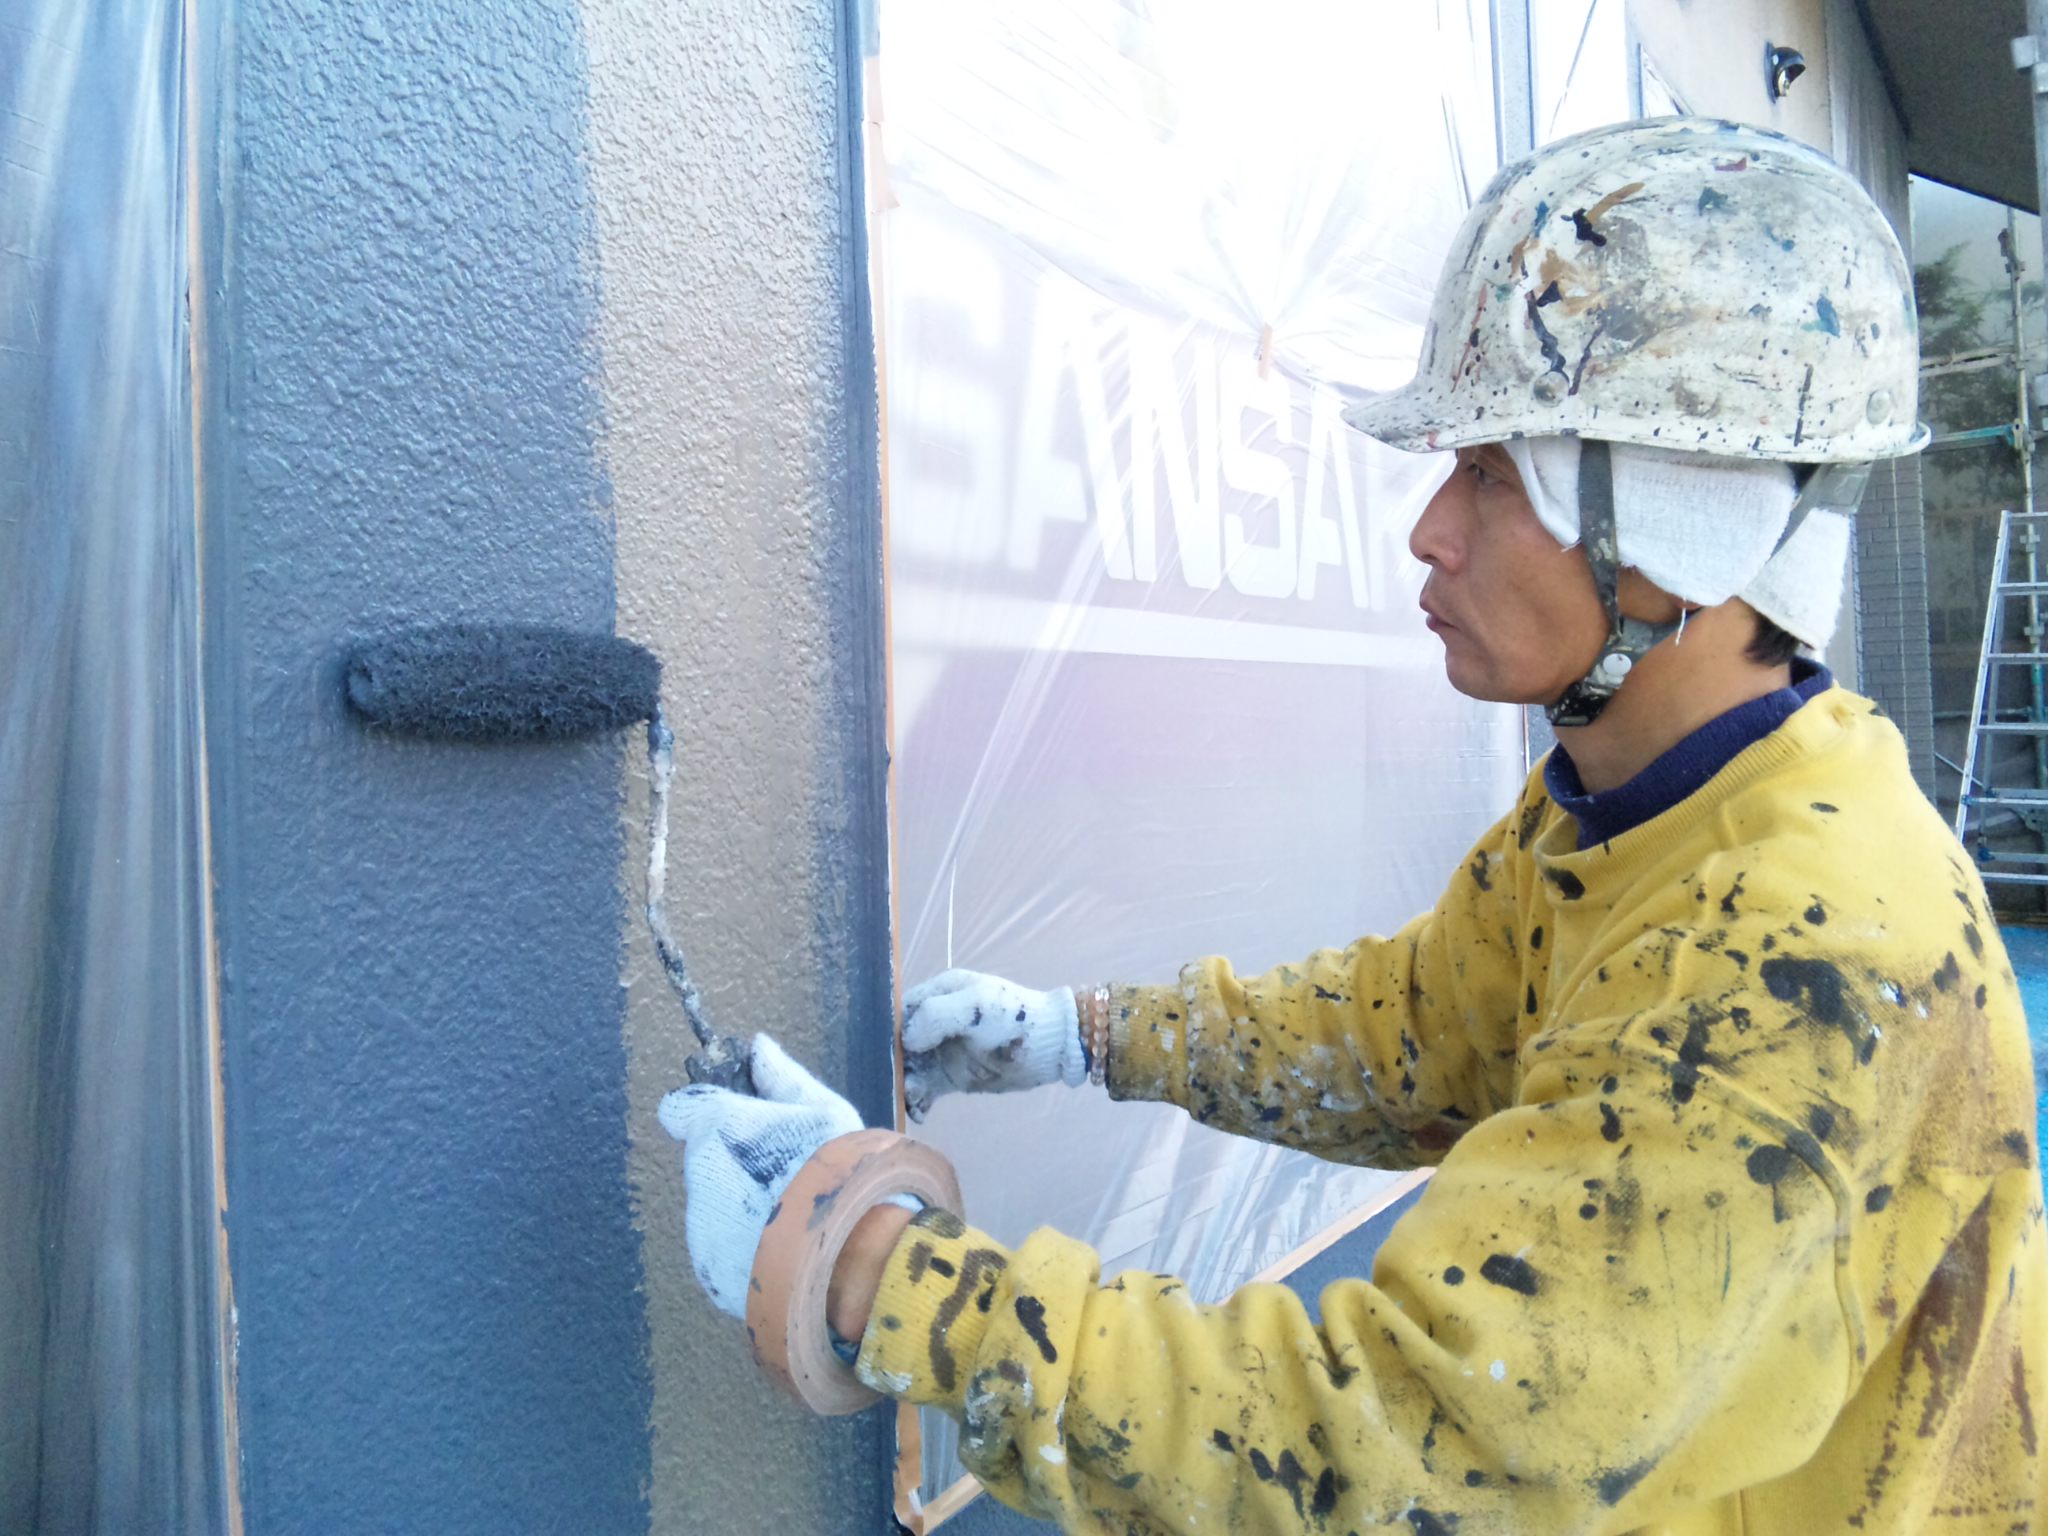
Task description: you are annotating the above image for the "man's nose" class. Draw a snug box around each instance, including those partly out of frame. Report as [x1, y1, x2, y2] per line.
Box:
[1408, 471, 1462, 570]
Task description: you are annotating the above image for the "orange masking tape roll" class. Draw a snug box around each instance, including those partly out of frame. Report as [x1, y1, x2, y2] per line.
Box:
[748, 1129, 963, 1416]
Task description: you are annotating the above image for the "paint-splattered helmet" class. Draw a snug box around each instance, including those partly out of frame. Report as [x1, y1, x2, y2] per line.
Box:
[1343, 117, 1927, 464]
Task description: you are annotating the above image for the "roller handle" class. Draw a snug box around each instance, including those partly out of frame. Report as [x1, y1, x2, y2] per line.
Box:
[683, 1033, 755, 1095]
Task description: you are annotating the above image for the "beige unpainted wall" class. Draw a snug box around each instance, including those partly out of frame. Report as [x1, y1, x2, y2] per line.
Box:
[582, 0, 889, 1530]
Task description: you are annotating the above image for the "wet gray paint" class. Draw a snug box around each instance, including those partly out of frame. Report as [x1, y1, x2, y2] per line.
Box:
[197, 2, 650, 1530]
[1, 4, 232, 1531]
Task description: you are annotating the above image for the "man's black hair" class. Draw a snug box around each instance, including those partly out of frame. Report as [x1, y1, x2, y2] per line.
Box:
[1745, 464, 1820, 668]
[1748, 613, 1805, 667]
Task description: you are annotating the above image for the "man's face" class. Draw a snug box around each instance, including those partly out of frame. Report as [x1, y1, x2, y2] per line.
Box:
[1408, 444, 1608, 705]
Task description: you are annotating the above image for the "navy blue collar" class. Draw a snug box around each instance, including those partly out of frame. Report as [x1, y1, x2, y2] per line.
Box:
[1544, 659, 1833, 848]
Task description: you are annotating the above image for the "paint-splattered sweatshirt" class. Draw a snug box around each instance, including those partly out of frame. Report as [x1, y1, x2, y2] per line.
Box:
[857, 687, 2048, 1534]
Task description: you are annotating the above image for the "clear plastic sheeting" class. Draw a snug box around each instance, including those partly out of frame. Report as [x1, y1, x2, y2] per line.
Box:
[0, 4, 231, 1533]
[872, 0, 1520, 1503]
[1529, 0, 1632, 146]
[878, 0, 1499, 396]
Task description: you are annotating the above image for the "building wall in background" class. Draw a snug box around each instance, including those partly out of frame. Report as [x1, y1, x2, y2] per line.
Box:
[1857, 454, 1939, 794]
[1824, 0, 1935, 795]
[1628, 0, 1833, 149]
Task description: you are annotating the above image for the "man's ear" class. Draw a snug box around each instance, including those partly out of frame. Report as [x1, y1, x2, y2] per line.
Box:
[1614, 566, 1688, 625]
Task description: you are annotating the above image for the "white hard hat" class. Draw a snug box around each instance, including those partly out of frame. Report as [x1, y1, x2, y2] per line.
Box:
[1347, 118, 1924, 725]
[1344, 116, 1927, 463]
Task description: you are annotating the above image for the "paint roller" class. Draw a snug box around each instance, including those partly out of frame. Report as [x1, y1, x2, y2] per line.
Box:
[344, 622, 753, 1094]
[342, 623, 961, 1413]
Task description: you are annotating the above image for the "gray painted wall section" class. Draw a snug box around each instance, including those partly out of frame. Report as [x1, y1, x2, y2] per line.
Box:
[199, 2, 652, 1530]
[582, 0, 898, 1526]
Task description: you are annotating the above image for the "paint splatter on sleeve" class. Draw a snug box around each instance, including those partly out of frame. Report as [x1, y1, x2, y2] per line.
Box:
[1102, 781, 1552, 1167]
[860, 1055, 1860, 1532]
[862, 696, 2048, 1530]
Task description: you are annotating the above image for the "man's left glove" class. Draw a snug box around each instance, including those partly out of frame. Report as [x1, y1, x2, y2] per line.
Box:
[658, 1034, 861, 1319]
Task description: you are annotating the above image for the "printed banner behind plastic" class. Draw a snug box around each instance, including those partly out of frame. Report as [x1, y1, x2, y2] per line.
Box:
[873, 0, 1520, 1503]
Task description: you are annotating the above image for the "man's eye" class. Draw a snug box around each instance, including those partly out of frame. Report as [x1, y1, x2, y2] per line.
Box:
[1467, 459, 1495, 485]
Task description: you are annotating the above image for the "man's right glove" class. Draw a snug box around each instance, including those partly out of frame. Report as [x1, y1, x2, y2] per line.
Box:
[900, 969, 1085, 1121]
[658, 1033, 862, 1318]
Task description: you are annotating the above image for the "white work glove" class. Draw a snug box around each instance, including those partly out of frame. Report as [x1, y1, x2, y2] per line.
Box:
[901, 969, 1085, 1122]
[658, 1034, 861, 1319]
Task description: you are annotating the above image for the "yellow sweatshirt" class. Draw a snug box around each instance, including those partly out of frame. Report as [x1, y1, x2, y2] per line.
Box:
[859, 689, 2048, 1534]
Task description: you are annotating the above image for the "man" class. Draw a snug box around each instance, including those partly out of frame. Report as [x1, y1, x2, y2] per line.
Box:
[664, 118, 2047, 1532]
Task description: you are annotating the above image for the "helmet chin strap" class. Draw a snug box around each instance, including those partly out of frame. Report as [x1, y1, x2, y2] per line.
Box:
[1543, 447, 1875, 730]
[1546, 440, 1678, 729]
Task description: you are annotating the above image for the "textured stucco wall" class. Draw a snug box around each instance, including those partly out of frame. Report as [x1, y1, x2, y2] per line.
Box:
[202, 1, 652, 1530]
[580, 0, 896, 1528]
